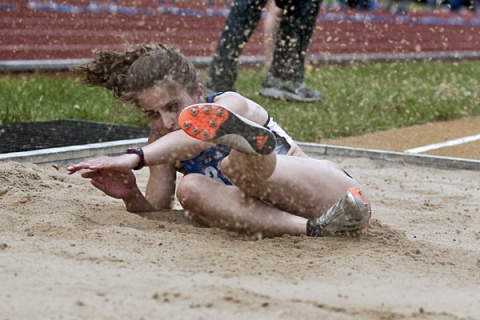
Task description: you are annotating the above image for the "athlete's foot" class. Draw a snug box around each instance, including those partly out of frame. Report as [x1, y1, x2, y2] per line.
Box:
[179, 103, 276, 155]
[306, 187, 372, 237]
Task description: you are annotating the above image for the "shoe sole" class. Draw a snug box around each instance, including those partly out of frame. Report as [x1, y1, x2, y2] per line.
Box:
[258, 87, 322, 103]
[178, 103, 276, 155]
[348, 187, 372, 231]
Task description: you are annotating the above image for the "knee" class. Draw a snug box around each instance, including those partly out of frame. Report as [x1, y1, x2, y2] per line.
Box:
[176, 174, 203, 207]
[176, 174, 212, 226]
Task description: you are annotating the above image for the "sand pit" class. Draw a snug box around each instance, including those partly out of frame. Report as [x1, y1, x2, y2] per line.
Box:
[0, 155, 479, 319]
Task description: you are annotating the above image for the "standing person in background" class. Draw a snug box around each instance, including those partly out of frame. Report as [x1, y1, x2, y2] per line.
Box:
[263, 1, 315, 70]
[207, 0, 323, 103]
[263, 1, 282, 69]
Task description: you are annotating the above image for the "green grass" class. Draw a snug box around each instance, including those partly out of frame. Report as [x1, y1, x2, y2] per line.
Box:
[1, 60, 479, 142]
[0, 75, 144, 126]
[238, 60, 480, 141]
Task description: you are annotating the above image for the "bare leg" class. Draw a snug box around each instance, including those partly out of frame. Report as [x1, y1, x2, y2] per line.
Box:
[222, 152, 361, 218]
[177, 103, 370, 237]
[176, 174, 307, 237]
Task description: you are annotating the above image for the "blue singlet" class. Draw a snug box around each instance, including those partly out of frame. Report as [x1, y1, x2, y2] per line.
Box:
[180, 92, 294, 185]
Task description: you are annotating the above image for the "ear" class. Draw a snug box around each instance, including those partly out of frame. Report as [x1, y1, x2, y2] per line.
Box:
[197, 83, 205, 101]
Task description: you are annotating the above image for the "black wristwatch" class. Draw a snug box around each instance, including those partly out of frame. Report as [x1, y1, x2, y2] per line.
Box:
[126, 147, 146, 170]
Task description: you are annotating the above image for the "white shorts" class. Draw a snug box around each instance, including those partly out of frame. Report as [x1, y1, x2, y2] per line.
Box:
[266, 117, 294, 155]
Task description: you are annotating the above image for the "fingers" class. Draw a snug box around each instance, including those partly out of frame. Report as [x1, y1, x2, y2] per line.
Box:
[81, 170, 131, 180]
[80, 170, 102, 179]
[67, 162, 89, 174]
[90, 179, 105, 191]
[67, 157, 109, 174]
[87, 170, 136, 199]
[67, 160, 100, 174]
[67, 155, 137, 175]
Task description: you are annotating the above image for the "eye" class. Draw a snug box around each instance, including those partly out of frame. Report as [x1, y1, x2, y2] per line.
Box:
[165, 103, 179, 113]
[146, 111, 161, 120]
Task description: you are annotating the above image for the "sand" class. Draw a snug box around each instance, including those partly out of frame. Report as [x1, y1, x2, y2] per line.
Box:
[0, 156, 479, 319]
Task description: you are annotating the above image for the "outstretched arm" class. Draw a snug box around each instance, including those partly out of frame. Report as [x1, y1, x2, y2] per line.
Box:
[67, 129, 211, 174]
[67, 92, 269, 174]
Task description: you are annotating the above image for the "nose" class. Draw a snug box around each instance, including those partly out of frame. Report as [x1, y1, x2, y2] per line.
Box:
[163, 113, 177, 130]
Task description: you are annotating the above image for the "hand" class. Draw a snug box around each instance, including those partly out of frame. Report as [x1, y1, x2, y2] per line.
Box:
[67, 154, 140, 175]
[80, 169, 139, 199]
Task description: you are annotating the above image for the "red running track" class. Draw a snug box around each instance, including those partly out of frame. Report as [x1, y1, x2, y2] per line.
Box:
[1, 1, 480, 61]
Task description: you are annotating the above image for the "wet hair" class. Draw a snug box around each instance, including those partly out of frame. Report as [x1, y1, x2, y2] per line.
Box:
[72, 43, 200, 106]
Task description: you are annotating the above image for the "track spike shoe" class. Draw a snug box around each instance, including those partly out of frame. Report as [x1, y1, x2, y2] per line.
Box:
[179, 103, 276, 155]
[307, 187, 372, 237]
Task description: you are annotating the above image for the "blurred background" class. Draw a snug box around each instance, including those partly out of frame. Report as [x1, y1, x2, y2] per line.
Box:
[1, 0, 480, 69]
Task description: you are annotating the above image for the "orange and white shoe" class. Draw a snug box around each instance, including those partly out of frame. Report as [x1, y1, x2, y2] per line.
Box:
[306, 187, 372, 237]
[178, 103, 276, 155]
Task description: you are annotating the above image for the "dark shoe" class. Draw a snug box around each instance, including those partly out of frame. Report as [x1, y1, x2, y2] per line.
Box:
[259, 73, 323, 103]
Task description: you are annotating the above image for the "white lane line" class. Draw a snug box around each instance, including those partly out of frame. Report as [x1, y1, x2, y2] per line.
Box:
[405, 133, 480, 154]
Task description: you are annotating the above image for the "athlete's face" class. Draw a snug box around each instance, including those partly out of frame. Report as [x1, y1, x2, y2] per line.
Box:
[137, 82, 204, 135]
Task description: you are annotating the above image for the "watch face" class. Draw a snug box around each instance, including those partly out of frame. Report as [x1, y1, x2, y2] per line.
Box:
[127, 147, 142, 155]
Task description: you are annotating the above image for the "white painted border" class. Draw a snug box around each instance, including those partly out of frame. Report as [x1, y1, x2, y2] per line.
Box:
[298, 142, 480, 171]
[1, 139, 479, 171]
[0, 138, 148, 164]
[405, 133, 480, 154]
